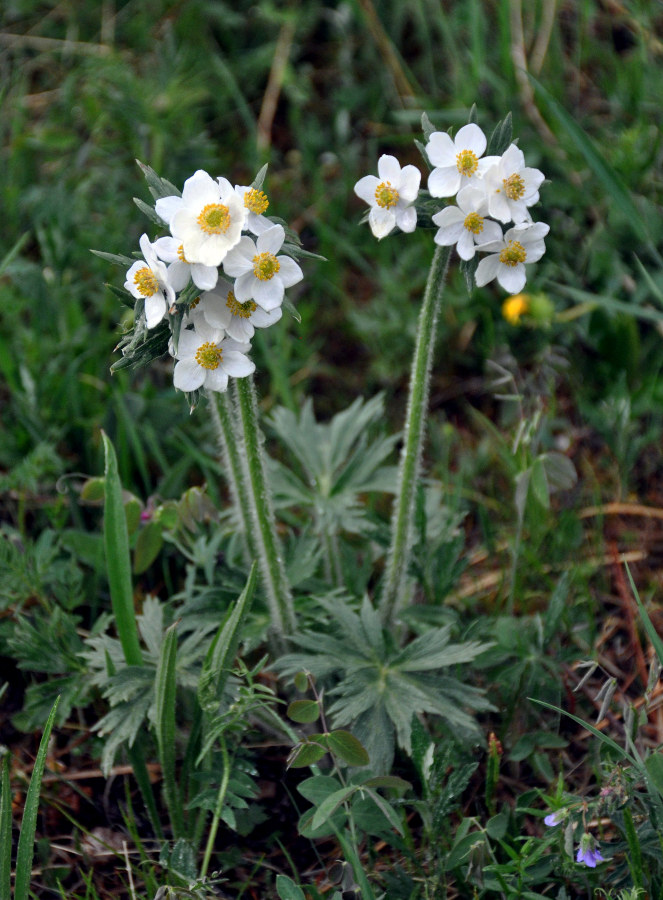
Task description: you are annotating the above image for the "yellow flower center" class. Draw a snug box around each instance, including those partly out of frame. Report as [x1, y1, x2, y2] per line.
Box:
[252, 252, 280, 281]
[133, 267, 159, 297]
[197, 203, 231, 235]
[244, 188, 269, 215]
[374, 181, 399, 209]
[502, 293, 530, 324]
[227, 291, 257, 318]
[463, 211, 484, 235]
[177, 244, 188, 262]
[189, 296, 201, 310]
[499, 240, 527, 267]
[503, 173, 526, 201]
[195, 341, 223, 370]
[456, 149, 479, 177]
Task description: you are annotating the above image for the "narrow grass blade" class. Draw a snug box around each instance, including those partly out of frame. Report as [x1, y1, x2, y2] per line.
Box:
[197, 562, 257, 715]
[14, 696, 60, 900]
[0, 753, 11, 900]
[625, 563, 663, 668]
[530, 74, 651, 248]
[552, 283, 663, 325]
[155, 622, 184, 839]
[102, 431, 143, 667]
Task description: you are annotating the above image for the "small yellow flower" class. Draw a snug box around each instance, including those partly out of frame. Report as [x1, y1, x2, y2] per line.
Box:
[502, 293, 530, 325]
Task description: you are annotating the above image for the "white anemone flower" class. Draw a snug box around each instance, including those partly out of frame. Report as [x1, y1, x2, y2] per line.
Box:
[475, 222, 550, 294]
[124, 233, 176, 328]
[172, 317, 254, 394]
[432, 185, 503, 260]
[199, 279, 282, 342]
[234, 184, 273, 235]
[353, 155, 420, 239]
[153, 237, 219, 292]
[222, 224, 303, 311]
[157, 170, 245, 268]
[481, 144, 545, 224]
[426, 124, 495, 198]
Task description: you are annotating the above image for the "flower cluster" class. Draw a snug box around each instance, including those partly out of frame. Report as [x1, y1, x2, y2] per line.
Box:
[353, 117, 549, 296]
[114, 165, 305, 401]
[544, 808, 606, 869]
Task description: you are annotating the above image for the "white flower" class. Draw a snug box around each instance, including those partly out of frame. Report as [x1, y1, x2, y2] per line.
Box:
[124, 233, 176, 328]
[432, 185, 503, 260]
[172, 317, 254, 393]
[153, 237, 219, 292]
[353, 155, 420, 239]
[481, 144, 545, 224]
[158, 170, 245, 268]
[234, 184, 273, 235]
[222, 224, 303, 311]
[426, 124, 495, 198]
[475, 222, 550, 294]
[199, 279, 282, 342]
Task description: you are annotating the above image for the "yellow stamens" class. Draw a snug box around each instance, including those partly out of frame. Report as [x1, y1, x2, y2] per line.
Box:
[177, 244, 188, 262]
[252, 252, 280, 281]
[374, 181, 399, 209]
[133, 267, 159, 297]
[502, 293, 530, 324]
[499, 240, 527, 267]
[189, 296, 201, 310]
[197, 203, 231, 235]
[456, 149, 479, 177]
[227, 291, 257, 318]
[463, 211, 484, 235]
[195, 341, 222, 370]
[503, 173, 526, 201]
[244, 188, 269, 215]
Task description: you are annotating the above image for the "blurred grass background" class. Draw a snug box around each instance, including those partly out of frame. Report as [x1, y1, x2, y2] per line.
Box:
[1, 0, 663, 525]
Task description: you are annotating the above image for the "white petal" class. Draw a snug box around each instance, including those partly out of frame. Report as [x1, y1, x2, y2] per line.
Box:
[398, 165, 421, 202]
[203, 367, 229, 393]
[488, 191, 512, 224]
[251, 305, 282, 328]
[221, 338, 252, 353]
[221, 350, 256, 378]
[234, 271, 256, 302]
[425, 132, 456, 167]
[257, 224, 285, 255]
[456, 229, 476, 260]
[480, 219, 504, 244]
[191, 263, 218, 291]
[522, 239, 546, 263]
[181, 170, 220, 207]
[166, 259, 191, 293]
[428, 166, 461, 198]
[396, 205, 417, 233]
[223, 237, 257, 276]
[155, 195, 183, 225]
[276, 255, 303, 287]
[457, 184, 488, 214]
[174, 358, 205, 391]
[354, 174, 380, 206]
[497, 264, 526, 294]
[253, 277, 284, 310]
[217, 176, 234, 195]
[225, 317, 254, 342]
[475, 255, 500, 287]
[455, 123, 487, 157]
[522, 167, 545, 194]
[431, 206, 464, 228]
[368, 206, 396, 239]
[377, 154, 401, 184]
[434, 221, 464, 247]
[501, 143, 525, 172]
[144, 293, 167, 328]
[202, 296, 232, 331]
[153, 236, 180, 262]
[175, 329, 202, 359]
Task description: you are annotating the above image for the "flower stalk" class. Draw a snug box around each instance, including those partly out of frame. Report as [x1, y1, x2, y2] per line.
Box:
[233, 375, 296, 641]
[379, 243, 451, 626]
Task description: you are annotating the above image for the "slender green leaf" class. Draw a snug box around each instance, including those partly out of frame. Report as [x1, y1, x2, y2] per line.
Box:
[311, 784, 358, 831]
[645, 752, 663, 800]
[276, 874, 306, 900]
[362, 787, 404, 835]
[197, 563, 257, 714]
[102, 432, 143, 667]
[287, 699, 320, 724]
[155, 623, 183, 839]
[625, 564, 663, 667]
[0, 753, 11, 900]
[14, 697, 60, 900]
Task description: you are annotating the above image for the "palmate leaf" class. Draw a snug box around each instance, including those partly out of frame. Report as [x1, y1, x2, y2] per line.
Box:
[274, 594, 492, 772]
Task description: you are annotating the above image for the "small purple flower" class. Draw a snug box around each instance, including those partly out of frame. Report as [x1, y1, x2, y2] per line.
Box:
[544, 810, 565, 827]
[576, 832, 605, 868]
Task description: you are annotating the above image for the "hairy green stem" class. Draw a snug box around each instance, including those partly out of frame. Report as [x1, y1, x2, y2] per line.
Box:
[233, 376, 296, 640]
[200, 736, 230, 879]
[211, 392, 260, 563]
[379, 244, 451, 626]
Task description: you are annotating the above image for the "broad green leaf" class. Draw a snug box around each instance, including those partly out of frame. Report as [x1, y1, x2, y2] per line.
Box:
[363, 775, 411, 794]
[155, 623, 183, 839]
[541, 452, 577, 493]
[530, 457, 550, 509]
[287, 742, 326, 769]
[293, 671, 309, 692]
[133, 521, 163, 574]
[361, 787, 404, 835]
[14, 697, 60, 900]
[645, 752, 663, 800]
[287, 699, 320, 724]
[325, 730, 369, 767]
[102, 432, 142, 667]
[311, 784, 358, 831]
[275, 875, 306, 900]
